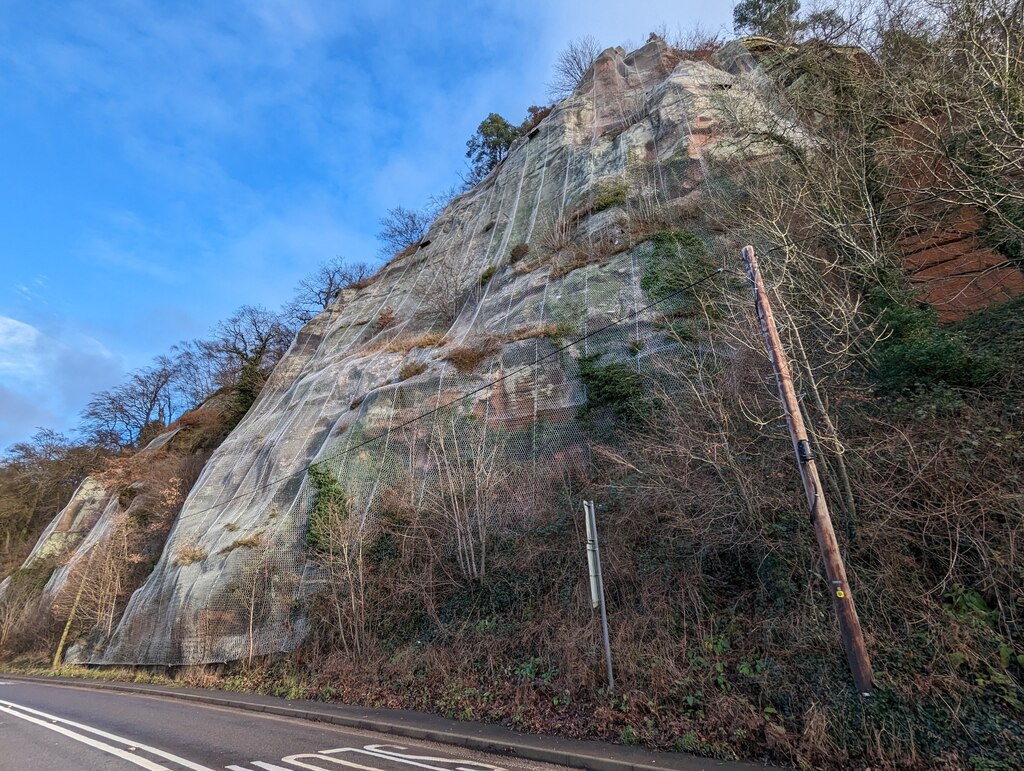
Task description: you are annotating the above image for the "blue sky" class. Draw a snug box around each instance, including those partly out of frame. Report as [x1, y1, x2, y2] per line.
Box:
[0, 0, 733, 449]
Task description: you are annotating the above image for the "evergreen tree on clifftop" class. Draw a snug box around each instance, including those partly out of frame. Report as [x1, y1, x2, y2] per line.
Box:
[464, 113, 518, 186]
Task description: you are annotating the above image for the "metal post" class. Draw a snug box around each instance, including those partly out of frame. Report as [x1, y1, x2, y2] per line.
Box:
[741, 245, 874, 697]
[584, 500, 615, 691]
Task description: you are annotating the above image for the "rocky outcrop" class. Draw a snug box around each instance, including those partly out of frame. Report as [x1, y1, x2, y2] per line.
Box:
[0, 402, 229, 659]
[714, 36, 1024, 321]
[78, 38, 752, 666]
[899, 207, 1024, 321]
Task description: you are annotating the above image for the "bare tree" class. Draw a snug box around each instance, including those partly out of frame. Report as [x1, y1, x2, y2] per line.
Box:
[50, 520, 132, 667]
[306, 463, 367, 656]
[416, 248, 477, 328]
[198, 305, 294, 419]
[231, 536, 274, 662]
[651, 22, 722, 53]
[167, 340, 219, 410]
[376, 206, 432, 258]
[0, 431, 107, 578]
[200, 305, 293, 388]
[283, 258, 374, 326]
[425, 186, 460, 217]
[548, 35, 602, 100]
[419, 413, 515, 582]
[0, 570, 40, 649]
[81, 360, 178, 448]
[878, 0, 1024, 248]
[79, 306, 294, 449]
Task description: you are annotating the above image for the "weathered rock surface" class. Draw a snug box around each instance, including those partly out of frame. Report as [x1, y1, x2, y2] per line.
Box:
[88, 38, 745, 665]
[899, 207, 1024, 321]
[0, 428, 181, 636]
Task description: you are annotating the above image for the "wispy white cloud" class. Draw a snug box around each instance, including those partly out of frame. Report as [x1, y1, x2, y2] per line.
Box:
[0, 314, 122, 448]
[0, 316, 43, 377]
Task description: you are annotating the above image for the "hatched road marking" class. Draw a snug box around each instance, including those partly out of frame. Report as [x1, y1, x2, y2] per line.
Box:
[0, 687, 513, 771]
[227, 744, 508, 771]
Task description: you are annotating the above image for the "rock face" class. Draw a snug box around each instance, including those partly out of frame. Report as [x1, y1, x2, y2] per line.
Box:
[0, 425, 184, 639]
[85, 38, 743, 666]
[0, 477, 117, 608]
[900, 207, 1024, 321]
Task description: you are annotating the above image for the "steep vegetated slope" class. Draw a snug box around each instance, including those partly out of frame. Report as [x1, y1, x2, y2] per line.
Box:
[0, 400, 234, 664]
[3, 25, 1023, 771]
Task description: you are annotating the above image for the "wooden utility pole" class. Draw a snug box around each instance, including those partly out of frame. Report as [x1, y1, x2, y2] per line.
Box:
[741, 245, 874, 696]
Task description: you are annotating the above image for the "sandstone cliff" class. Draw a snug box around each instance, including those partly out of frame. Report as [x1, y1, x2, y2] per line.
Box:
[4, 37, 751, 666]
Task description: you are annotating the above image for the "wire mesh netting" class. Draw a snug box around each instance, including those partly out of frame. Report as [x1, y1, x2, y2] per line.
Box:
[93, 241, 732, 665]
[47, 37, 767, 666]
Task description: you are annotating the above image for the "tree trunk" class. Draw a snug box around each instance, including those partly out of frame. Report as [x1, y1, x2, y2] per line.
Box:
[52, 578, 85, 671]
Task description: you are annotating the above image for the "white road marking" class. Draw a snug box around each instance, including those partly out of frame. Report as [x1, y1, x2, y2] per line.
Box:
[230, 745, 510, 771]
[0, 698, 217, 771]
[0, 703, 170, 770]
[281, 753, 384, 770]
[324, 748, 450, 771]
[362, 745, 506, 771]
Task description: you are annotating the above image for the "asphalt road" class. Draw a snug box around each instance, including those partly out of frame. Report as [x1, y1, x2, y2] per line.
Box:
[0, 679, 565, 771]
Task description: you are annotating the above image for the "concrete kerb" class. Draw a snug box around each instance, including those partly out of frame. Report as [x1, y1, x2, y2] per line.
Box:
[0, 673, 776, 771]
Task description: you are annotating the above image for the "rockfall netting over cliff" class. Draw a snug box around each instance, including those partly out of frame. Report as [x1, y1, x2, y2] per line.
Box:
[30, 37, 760, 666]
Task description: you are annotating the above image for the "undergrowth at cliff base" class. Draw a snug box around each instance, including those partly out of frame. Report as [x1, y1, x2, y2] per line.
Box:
[249, 297, 1023, 769]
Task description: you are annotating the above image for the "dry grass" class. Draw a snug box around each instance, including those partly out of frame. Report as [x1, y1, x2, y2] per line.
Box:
[444, 336, 501, 373]
[169, 405, 228, 436]
[393, 242, 419, 260]
[539, 216, 574, 255]
[384, 332, 445, 354]
[361, 331, 446, 356]
[509, 243, 530, 262]
[174, 542, 207, 566]
[398, 361, 428, 380]
[221, 533, 265, 554]
[350, 274, 378, 291]
[549, 241, 623, 279]
[501, 324, 560, 343]
[533, 206, 629, 279]
[375, 307, 397, 331]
